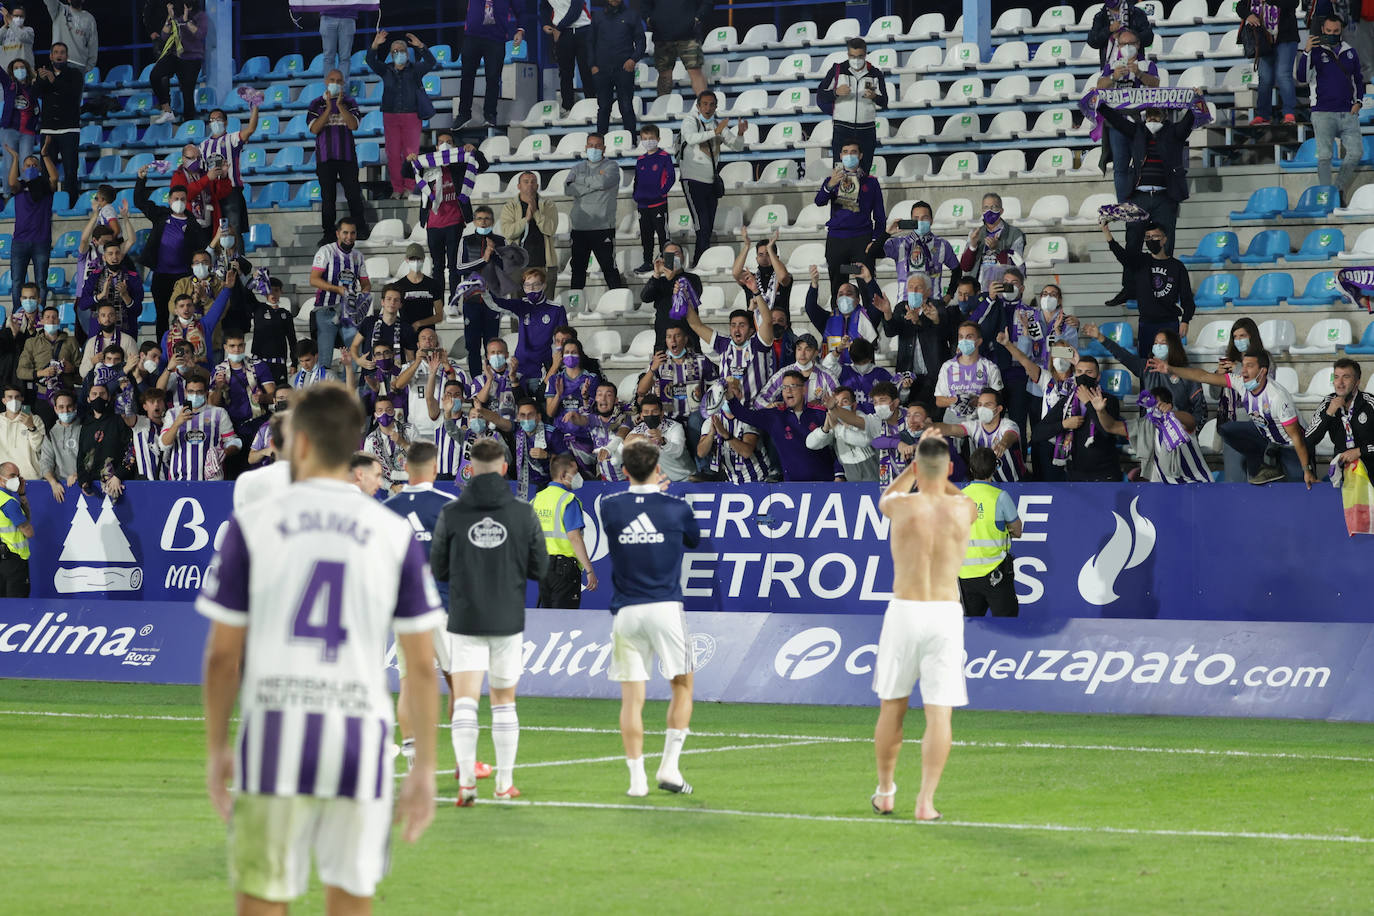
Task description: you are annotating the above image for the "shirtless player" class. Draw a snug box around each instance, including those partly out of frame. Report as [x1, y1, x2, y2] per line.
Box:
[871, 432, 977, 821]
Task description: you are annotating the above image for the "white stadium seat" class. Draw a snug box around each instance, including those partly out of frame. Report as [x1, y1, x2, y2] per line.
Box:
[989, 75, 1030, 104]
[775, 54, 813, 81]
[901, 46, 944, 74]
[553, 131, 590, 158]
[1174, 65, 1216, 91]
[759, 159, 800, 186]
[362, 219, 404, 248]
[628, 329, 656, 358]
[993, 7, 1033, 35]
[822, 18, 862, 44]
[769, 87, 811, 115]
[1062, 192, 1117, 227]
[1030, 73, 1077, 101]
[364, 256, 390, 281]
[517, 99, 559, 128]
[478, 135, 509, 162]
[907, 12, 946, 39]
[1024, 108, 1074, 138]
[937, 113, 980, 143]
[780, 21, 819, 48]
[585, 329, 623, 359]
[926, 151, 979, 182]
[644, 94, 685, 120]
[543, 170, 569, 197]
[932, 197, 974, 230]
[983, 150, 1026, 179]
[892, 153, 933, 181]
[939, 78, 984, 107]
[591, 291, 632, 319]
[1258, 319, 1298, 354]
[562, 98, 598, 125]
[989, 41, 1030, 68]
[1162, 30, 1211, 61]
[866, 15, 904, 41]
[790, 203, 829, 234]
[1338, 227, 1374, 260]
[1191, 320, 1233, 356]
[1031, 38, 1073, 66]
[941, 43, 981, 71]
[723, 55, 770, 84]
[803, 119, 834, 149]
[698, 285, 726, 317]
[1024, 147, 1075, 178]
[1334, 185, 1374, 217]
[719, 160, 754, 189]
[1197, 418, 1220, 454]
[1073, 147, 1104, 176]
[786, 242, 826, 273]
[1290, 320, 1353, 356]
[1021, 195, 1071, 227]
[1024, 236, 1069, 268]
[984, 111, 1027, 141]
[701, 26, 737, 54]
[1029, 5, 1077, 33]
[509, 133, 552, 161]
[1168, 0, 1211, 23]
[725, 89, 767, 118]
[759, 120, 805, 151]
[737, 24, 778, 51]
[1297, 369, 1336, 410]
[748, 204, 790, 234]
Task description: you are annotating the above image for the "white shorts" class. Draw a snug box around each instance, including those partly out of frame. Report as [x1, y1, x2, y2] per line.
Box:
[229, 794, 392, 901]
[449, 632, 524, 688]
[872, 599, 968, 707]
[609, 601, 692, 682]
[394, 626, 451, 678]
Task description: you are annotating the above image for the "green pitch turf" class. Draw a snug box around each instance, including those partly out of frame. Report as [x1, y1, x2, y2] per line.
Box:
[3, 679, 1373, 914]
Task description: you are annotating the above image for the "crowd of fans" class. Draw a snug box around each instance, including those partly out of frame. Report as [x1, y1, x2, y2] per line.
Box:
[0, 0, 1371, 504]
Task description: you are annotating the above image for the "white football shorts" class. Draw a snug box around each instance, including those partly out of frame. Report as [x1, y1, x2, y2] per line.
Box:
[394, 626, 452, 678]
[229, 794, 393, 901]
[448, 632, 524, 688]
[872, 599, 968, 707]
[609, 600, 692, 682]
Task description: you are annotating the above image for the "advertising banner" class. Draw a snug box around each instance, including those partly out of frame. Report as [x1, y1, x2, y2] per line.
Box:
[25, 482, 1373, 623]
[3, 603, 1370, 723]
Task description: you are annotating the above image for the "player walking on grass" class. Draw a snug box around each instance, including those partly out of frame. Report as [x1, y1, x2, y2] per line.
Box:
[430, 437, 549, 806]
[198, 383, 444, 914]
[600, 440, 702, 797]
[872, 432, 976, 821]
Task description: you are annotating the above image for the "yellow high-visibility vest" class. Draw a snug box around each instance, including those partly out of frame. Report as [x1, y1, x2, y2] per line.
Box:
[960, 481, 1008, 579]
[532, 484, 578, 559]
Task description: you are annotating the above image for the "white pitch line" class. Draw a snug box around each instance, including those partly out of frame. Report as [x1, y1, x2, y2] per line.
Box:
[517, 738, 837, 770]
[6, 709, 1374, 765]
[433, 796, 1374, 845]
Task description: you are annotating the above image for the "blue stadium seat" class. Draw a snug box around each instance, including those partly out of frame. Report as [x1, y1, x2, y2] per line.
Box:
[254, 114, 282, 142]
[356, 142, 380, 166]
[152, 186, 170, 207]
[84, 67, 99, 87]
[1289, 271, 1342, 306]
[97, 64, 131, 89]
[1234, 229, 1290, 264]
[0, 272, 11, 296]
[129, 228, 151, 259]
[1282, 185, 1337, 218]
[46, 268, 68, 296]
[51, 231, 80, 259]
[281, 180, 321, 210]
[0, 234, 12, 260]
[118, 153, 154, 181]
[251, 182, 289, 209]
[261, 145, 304, 174]
[113, 188, 136, 212]
[268, 54, 305, 79]
[122, 92, 157, 119]
[245, 222, 274, 253]
[79, 124, 104, 149]
[87, 156, 120, 180]
[1287, 227, 1344, 262]
[431, 44, 457, 69]
[422, 72, 441, 97]
[59, 190, 95, 218]
[1179, 231, 1239, 267]
[1233, 272, 1293, 308]
[506, 38, 529, 63]
[58, 303, 74, 327]
[241, 147, 268, 175]
[236, 56, 270, 81]
[357, 111, 384, 137]
[133, 122, 174, 149]
[138, 300, 158, 326]
[173, 120, 206, 144]
[1193, 273, 1239, 310]
[1228, 186, 1287, 221]
[262, 84, 292, 109]
[303, 53, 326, 78]
[195, 87, 216, 110]
[220, 89, 248, 113]
[108, 124, 138, 149]
[1346, 321, 1374, 354]
[1101, 369, 1133, 399]
[1080, 321, 1133, 359]
[135, 63, 154, 87]
[349, 49, 369, 72]
[279, 113, 312, 140]
[1364, 136, 1374, 165]
[1280, 138, 1319, 170]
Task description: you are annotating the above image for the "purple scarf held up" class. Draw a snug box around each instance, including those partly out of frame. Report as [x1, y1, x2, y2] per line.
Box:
[667, 276, 701, 321]
[1052, 384, 1098, 465]
[1136, 390, 1189, 452]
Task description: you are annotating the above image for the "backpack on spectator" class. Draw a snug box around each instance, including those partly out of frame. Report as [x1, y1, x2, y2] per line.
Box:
[1238, 19, 1275, 65]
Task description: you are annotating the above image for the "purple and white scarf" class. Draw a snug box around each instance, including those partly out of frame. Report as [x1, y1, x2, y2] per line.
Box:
[1098, 202, 1151, 225]
[412, 147, 479, 213]
[1338, 267, 1374, 313]
[667, 275, 702, 321]
[237, 86, 265, 108]
[1079, 87, 1214, 140]
[1052, 386, 1097, 465]
[1136, 390, 1189, 452]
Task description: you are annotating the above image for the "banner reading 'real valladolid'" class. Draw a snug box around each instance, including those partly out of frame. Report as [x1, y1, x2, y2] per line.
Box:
[23, 482, 1374, 624]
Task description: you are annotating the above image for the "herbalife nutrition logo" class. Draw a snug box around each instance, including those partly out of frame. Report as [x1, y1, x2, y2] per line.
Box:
[54, 494, 143, 594]
[618, 512, 665, 545]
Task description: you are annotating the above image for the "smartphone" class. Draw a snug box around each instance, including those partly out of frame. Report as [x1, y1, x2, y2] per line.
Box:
[896, 220, 918, 230]
[841, 263, 865, 275]
[662, 253, 678, 271]
[1050, 344, 1075, 363]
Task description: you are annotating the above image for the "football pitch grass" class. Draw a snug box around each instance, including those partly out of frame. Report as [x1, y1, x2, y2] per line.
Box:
[3, 680, 1373, 914]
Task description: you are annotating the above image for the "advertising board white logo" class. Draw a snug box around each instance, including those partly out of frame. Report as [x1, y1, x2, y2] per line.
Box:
[53, 494, 143, 594]
[1077, 497, 1155, 606]
[773, 627, 842, 680]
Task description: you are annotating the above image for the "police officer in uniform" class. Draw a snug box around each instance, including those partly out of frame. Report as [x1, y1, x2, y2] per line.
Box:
[532, 453, 598, 608]
[0, 462, 34, 597]
[958, 447, 1021, 617]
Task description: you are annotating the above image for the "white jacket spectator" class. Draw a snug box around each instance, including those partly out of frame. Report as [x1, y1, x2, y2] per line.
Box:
[43, 0, 97, 71]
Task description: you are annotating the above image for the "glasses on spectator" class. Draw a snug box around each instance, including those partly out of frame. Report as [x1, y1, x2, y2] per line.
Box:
[781, 384, 804, 391]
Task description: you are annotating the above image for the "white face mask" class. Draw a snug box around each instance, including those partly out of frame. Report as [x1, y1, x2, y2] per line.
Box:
[1041, 295, 1059, 313]
[170, 199, 187, 215]
[143, 359, 159, 374]
[642, 139, 658, 151]
[220, 236, 235, 248]
[178, 316, 192, 326]
[873, 403, 892, 421]
[4, 398, 21, 413]
[1145, 120, 1164, 134]
[209, 120, 227, 137]
[795, 360, 813, 371]
[3, 476, 20, 492]
[407, 259, 423, 274]
[1053, 357, 1071, 373]
[192, 263, 210, 280]
[569, 473, 584, 490]
[977, 405, 996, 425]
[1119, 44, 1138, 61]
[849, 56, 865, 71]
[438, 142, 453, 152]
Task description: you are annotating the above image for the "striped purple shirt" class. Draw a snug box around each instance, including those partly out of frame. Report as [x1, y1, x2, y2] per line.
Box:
[958, 417, 1022, 482]
[198, 131, 247, 187]
[708, 332, 775, 402]
[649, 353, 718, 420]
[130, 417, 167, 481]
[705, 415, 768, 482]
[161, 405, 237, 480]
[311, 243, 369, 312]
[307, 95, 361, 163]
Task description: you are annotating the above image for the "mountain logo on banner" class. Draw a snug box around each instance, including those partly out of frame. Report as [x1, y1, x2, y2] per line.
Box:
[1077, 497, 1155, 606]
[54, 494, 144, 594]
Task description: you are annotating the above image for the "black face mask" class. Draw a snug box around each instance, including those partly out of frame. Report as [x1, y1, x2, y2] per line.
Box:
[773, 324, 787, 339]
[643, 414, 662, 429]
[88, 397, 109, 415]
[1145, 239, 1164, 255]
[1075, 374, 1098, 390]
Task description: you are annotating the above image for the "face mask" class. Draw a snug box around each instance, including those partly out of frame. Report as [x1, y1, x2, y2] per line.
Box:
[21, 166, 38, 181]
[643, 414, 662, 429]
[192, 263, 209, 280]
[337, 239, 354, 252]
[11, 18, 22, 29]
[4, 399, 20, 413]
[376, 413, 394, 428]
[1119, 44, 1138, 61]
[1041, 295, 1059, 312]
[227, 352, 246, 363]
[170, 199, 187, 216]
[841, 154, 860, 169]
[837, 295, 856, 315]
[1053, 357, 1071, 373]
[187, 393, 206, 409]
[220, 236, 235, 248]
[1234, 337, 1250, 353]
[89, 397, 110, 414]
[569, 473, 584, 490]
[667, 347, 684, 359]
[438, 142, 453, 152]
[562, 354, 580, 369]
[849, 56, 865, 70]
[526, 289, 545, 304]
[1145, 238, 1164, 255]
[475, 225, 493, 236]
[488, 354, 507, 370]
[585, 148, 604, 163]
[772, 324, 786, 339]
[1145, 120, 1163, 134]
[907, 291, 924, 308]
[642, 139, 658, 151]
[43, 323, 59, 335]
[406, 259, 423, 274]
[1075, 374, 1097, 389]
[20, 298, 37, 313]
[519, 418, 538, 434]
[3, 476, 19, 492]
[916, 219, 931, 235]
[209, 121, 226, 137]
[1243, 377, 1260, 392]
[143, 359, 159, 374]
[1152, 343, 1170, 360]
[795, 359, 813, 371]
[1002, 285, 1021, 303]
[326, 82, 341, 97]
[376, 357, 394, 373]
[957, 339, 976, 357]
[178, 316, 192, 326]
[874, 404, 892, 421]
[976, 406, 996, 425]
[470, 417, 487, 434]
[392, 52, 407, 67]
[983, 210, 1001, 226]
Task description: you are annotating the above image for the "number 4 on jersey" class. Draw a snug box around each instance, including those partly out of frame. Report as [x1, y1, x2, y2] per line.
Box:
[292, 561, 349, 662]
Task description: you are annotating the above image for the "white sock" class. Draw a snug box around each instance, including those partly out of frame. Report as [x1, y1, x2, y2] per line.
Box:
[658, 728, 688, 781]
[451, 697, 479, 787]
[626, 756, 648, 794]
[491, 702, 519, 793]
[401, 738, 415, 763]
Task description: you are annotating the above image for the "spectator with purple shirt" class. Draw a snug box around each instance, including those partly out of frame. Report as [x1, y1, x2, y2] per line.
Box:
[883, 200, 961, 300]
[816, 140, 885, 307]
[1296, 15, 1366, 205]
[631, 123, 673, 275]
[210, 331, 276, 437]
[77, 237, 142, 340]
[481, 267, 567, 396]
[136, 164, 211, 342]
[725, 372, 841, 482]
[5, 138, 53, 312]
[309, 69, 367, 247]
[457, 0, 525, 130]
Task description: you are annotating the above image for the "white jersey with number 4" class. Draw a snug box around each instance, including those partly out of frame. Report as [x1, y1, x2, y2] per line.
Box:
[196, 478, 445, 802]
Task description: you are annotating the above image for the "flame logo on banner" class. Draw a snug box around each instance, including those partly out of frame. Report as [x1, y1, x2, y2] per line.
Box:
[584, 493, 609, 563]
[1077, 497, 1155, 605]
